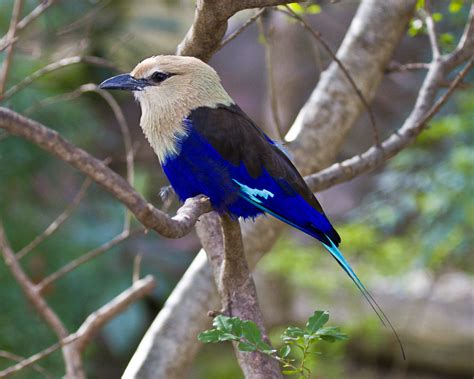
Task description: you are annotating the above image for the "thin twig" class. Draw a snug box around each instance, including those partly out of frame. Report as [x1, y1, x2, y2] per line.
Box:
[75, 275, 155, 351]
[0, 0, 23, 95]
[0, 0, 56, 51]
[386, 61, 431, 73]
[23, 85, 88, 115]
[423, 1, 441, 59]
[257, 16, 284, 141]
[36, 229, 140, 293]
[0, 56, 116, 101]
[445, 2, 474, 70]
[280, 5, 381, 145]
[132, 254, 143, 283]
[0, 351, 52, 379]
[88, 85, 135, 231]
[16, 179, 92, 260]
[0, 335, 79, 379]
[219, 8, 266, 50]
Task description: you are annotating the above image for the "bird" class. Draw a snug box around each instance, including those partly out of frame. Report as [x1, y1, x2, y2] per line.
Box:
[99, 55, 404, 357]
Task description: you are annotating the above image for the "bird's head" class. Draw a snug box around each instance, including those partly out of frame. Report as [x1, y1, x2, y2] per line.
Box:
[99, 55, 232, 115]
[99, 55, 232, 162]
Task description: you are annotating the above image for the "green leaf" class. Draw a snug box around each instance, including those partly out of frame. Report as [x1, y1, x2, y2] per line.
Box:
[282, 369, 299, 375]
[306, 310, 329, 334]
[440, 33, 455, 46]
[317, 326, 348, 342]
[280, 344, 291, 358]
[213, 315, 242, 336]
[307, 4, 321, 14]
[283, 326, 305, 339]
[449, 0, 464, 13]
[238, 341, 257, 352]
[198, 329, 223, 343]
[287, 3, 305, 14]
[432, 12, 443, 22]
[416, 0, 425, 10]
[241, 320, 263, 345]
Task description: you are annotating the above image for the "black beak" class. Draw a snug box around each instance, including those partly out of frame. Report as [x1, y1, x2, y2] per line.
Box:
[99, 73, 147, 91]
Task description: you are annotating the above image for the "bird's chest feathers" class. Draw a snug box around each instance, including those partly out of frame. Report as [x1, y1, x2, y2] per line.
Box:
[139, 104, 189, 163]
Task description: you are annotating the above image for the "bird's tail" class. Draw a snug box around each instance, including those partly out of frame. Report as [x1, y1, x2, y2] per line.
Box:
[322, 237, 406, 360]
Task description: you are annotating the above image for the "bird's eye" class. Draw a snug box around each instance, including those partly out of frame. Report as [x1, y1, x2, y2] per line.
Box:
[149, 71, 172, 83]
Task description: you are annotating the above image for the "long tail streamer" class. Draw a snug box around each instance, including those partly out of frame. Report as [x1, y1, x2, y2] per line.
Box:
[238, 192, 406, 359]
[322, 238, 406, 360]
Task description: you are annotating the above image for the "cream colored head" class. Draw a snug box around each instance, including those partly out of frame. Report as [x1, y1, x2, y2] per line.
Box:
[100, 55, 233, 162]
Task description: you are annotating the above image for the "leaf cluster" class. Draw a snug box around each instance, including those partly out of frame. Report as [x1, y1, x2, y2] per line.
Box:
[198, 310, 346, 378]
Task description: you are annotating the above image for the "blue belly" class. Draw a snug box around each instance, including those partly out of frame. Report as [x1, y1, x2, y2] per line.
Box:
[162, 126, 261, 218]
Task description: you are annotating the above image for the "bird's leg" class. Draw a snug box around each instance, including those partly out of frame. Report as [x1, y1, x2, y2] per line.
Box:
[159, 185, 176, 212]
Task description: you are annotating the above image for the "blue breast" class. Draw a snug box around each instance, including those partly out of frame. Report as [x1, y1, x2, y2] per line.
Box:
[161, 119, 261, 218]
[161, 119, 333, 236]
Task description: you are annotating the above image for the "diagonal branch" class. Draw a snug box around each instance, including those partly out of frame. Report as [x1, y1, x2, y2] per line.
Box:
[177, 0, 303, 61]
[16, 179, 92, 259]
[305, 57, 473, 192]
[219, 8, 266, 50]
[0, 56, 116, 101]
[36, 229, 140, 293]
[0, 335, 79, 379]
[0, 107, 212, 238]
[75, 275, 155, 352]
[0, 351, 52, 379]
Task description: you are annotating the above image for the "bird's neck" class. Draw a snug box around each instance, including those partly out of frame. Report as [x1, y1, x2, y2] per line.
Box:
[138, 85, 233, 163]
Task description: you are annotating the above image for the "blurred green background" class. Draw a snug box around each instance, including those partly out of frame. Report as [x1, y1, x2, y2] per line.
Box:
[0, 0, 472, 378]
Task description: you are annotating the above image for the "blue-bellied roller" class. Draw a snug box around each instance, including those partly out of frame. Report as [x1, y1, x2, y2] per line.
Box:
[100, 55, 404, 357]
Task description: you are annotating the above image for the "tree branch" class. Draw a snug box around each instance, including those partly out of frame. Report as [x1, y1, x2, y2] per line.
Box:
[16, 179, 92, 259]
[197, 213, 283, 378]
[0, 56, 116, 101]
[305, 57, 473, 192]
[75, 275, 155, 352]
[177, 0, 302, 61]
[36, 229, 140, 293]
[0, 107, 212, 238]
[0, 351, 52, 379]
[219, 8, 266, 50]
